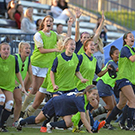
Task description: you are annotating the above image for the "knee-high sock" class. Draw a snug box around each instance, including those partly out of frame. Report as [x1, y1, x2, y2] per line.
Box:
[0, 105, 3, 117]
[0, 109, 11, 127]
[133, 111, 135, 126]
[21, 93, 35, 112]
[50, 120, 67, 128]
[42, 117, 51, 127]
[23, 105, 36, 119]
[106, 106, 122, 124]
[20, 116, 36, 126]
[127, 107, 135, 128]
[120, 105, 128, 125]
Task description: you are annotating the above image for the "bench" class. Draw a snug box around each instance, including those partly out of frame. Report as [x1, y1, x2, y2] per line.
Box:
[0, 19, 17, 28]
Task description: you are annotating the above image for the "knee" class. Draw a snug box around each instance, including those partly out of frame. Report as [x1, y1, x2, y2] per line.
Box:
[117, 102, 126, 110]
[65, 119, 73, 127]
[0, 94, 6, 105]
[5, 100, 14, 111]
[35, 117, 41, 124]
[15, 98, 22, 106]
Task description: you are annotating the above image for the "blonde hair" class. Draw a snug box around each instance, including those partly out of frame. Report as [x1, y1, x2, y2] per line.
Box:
[56, 37, 73, 51]
[18, 42, 30, 54]
[24, 7, 33, 22]
[0, 42, 10, 50]
[76, 85, 97, 97]
[97, 37, 104, 54]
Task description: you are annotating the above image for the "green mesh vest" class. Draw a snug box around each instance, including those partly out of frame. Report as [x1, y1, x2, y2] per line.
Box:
[0, 55, 15, 92]
[47, 53, 79, 92]
[31, 30, 57, 68]
[15, 54, 29, 84]
[76, 53, 97, 91]
[117, 45, 135, 84]
[97, 60, 117, 87]
[77, 46, 84, 55]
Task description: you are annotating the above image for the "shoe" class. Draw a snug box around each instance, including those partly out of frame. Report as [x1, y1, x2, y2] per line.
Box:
[125, 126, 134, 131]
[46, 123, 52, 133]
[12, 121, 18, 128]
[98, 121, 106, 131]
[40, 126, 47, 132]
[72, 126, 85, 133]
[118, 122, 126, 130]
[103, 123, 115, 130]
[16, 118, 23, 131]
[0, 127, 8, 132]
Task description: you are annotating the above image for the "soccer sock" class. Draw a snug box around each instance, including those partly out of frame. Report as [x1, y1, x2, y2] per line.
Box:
[23, 105, 36, 119]
[92, 106, 108, 117]
[53, 115, 59, 122]
[133, 111, 135, 126]
[120, 105, 128, 125]
[127, 107, 135, 128]
[21, 93, 35, 112]
[20, 116, 36, 126]
[0, 105, 3, 116]
[50, 120, 67, 128]
[42, 118, 51, 127]
[89, 111, 94, 126]
[78, 120, 83, 128]
[106, 106, 122, 124]
[0, 109, 11, 127]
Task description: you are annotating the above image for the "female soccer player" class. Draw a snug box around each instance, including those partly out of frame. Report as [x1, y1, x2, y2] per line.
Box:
[0, 42, 26, 132]
[104, 32, 135, 130]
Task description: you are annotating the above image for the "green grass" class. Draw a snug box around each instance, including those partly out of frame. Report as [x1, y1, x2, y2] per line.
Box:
[3, 122, 135, 135]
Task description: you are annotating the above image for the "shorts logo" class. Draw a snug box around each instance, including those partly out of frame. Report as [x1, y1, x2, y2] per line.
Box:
[126, 81, 129, 83]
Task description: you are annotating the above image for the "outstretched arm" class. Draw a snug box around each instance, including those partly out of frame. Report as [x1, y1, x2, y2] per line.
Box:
[93, 10, 105, 43]
[75, 8, 82, 42]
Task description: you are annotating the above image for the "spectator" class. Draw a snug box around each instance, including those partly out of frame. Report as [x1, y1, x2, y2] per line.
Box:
[56, 23, 63, 34]
[14, 4, 24, 29]
[21, 7, 37, 41]
[7, 0, 17, 20]
[36, 19, 42, 31]
[58, 0, 68, 10]
[93, 16, 108, 46]
[51, 0, 75, 21]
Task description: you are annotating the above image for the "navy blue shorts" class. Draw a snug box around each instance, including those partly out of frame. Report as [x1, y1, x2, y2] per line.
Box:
[97, 79, 113, 97]
[42, 98, 55, 119]
[52, 88, 78, 96]
[116, 78, 132, 90]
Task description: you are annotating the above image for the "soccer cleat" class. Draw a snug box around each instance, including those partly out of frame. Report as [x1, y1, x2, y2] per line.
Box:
[98, 121, 106, 131]
[103, 123, 115, 130]
[40, 126, 47, 133]
[12, 121, 18, 128]
[118, 122, 126, 130]
[16, 118, 23, 131]
[125, 126, 134, 131]
[0, 127, 8, 132]
[72, 126, 85, 133]
[46, 123, 52, 133]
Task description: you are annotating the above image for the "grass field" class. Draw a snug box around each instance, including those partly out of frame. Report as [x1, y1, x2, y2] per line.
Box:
[3, 122, 135, 135]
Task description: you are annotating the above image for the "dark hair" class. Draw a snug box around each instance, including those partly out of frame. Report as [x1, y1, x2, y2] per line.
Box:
[76, 85, 97, 97]
[56, 23, 63, 27]
[80, 32, 90, 39]
[123, 31, 131, 46]
[13, 4, 22, 17]
[109, 45, 118, 58]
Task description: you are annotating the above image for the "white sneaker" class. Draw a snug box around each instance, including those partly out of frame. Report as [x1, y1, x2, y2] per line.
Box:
[16, 118, 23, 131]
[46, 123, 52, 133]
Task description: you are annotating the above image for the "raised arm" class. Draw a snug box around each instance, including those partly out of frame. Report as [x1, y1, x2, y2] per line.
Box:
[93, 10, 105, 43]
[75, 8, 82, 42]
[66, 17, 74, 37]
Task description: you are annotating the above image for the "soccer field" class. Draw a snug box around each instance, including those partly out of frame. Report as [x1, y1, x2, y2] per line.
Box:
[3, 122, 135, 135]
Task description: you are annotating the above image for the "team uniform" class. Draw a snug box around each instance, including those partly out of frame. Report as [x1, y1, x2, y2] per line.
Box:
[47, 52, 80, 95]
[97, 60, 118, 97]
[31, 30, 57, 78]
[15, 54, 30, 86]
[0, 55, 19, 92]
[42, 93, 89, 119]
[76, 53, 101, 92]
